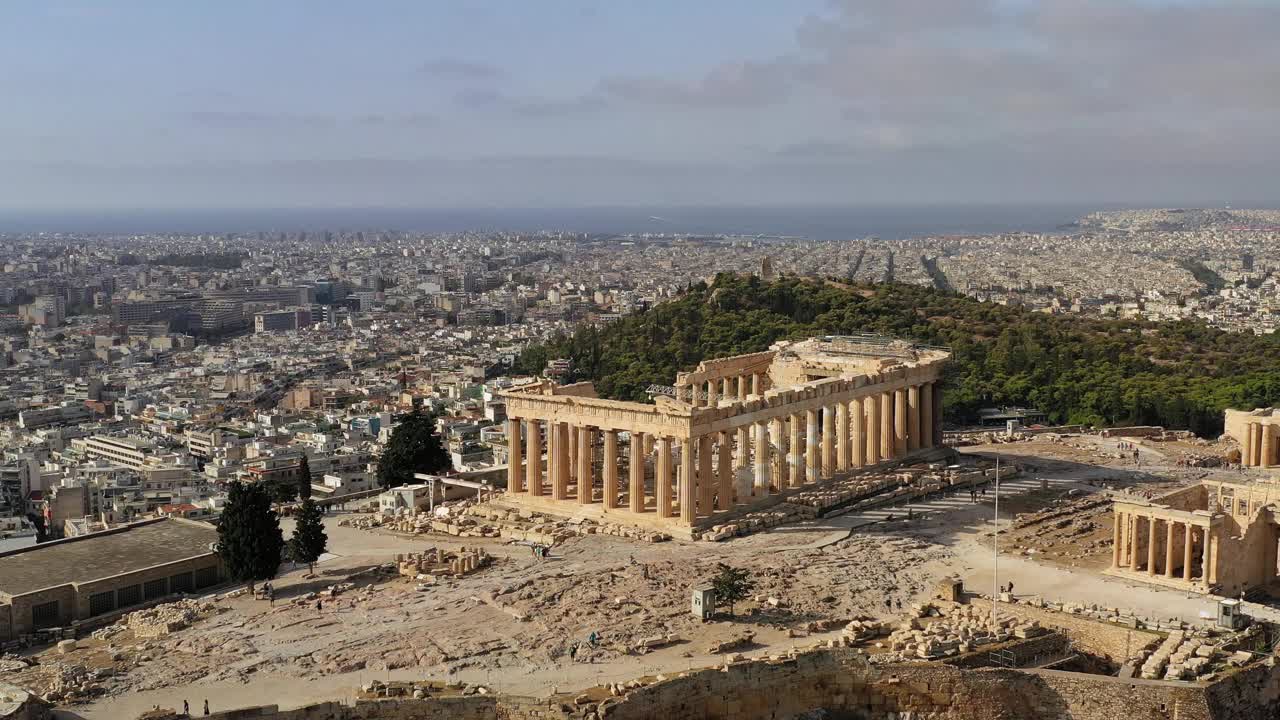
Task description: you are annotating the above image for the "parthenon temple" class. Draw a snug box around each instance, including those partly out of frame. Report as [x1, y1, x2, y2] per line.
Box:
[1225, 407, 1280, 467]
[1108, 478, 1280, 598]
[498, 336, 949, 535]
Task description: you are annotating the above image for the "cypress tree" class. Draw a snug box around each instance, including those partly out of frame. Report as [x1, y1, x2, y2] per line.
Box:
[288, 498, 327, 574]
[216, 481, 284, 591]
[297, 455, 312, 500]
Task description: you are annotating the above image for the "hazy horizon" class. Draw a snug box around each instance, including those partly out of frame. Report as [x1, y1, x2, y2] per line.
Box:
[0, 202, 1199, 238]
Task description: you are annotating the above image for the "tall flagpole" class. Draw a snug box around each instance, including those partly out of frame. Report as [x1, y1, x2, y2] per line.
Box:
[992, 452, 1000, 627]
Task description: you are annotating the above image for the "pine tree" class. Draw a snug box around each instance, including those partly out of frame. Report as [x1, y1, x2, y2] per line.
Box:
[216, 481, 284, 591]
[710, 563, 754, 617]
[297, 455, 312, 500]
[377, 406, 451, 489]
[288, 498, 328, 574]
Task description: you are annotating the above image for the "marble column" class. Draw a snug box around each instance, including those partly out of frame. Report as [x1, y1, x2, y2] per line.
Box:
[526, 419, 542, 496]
[932, 383, 944, 447]
[628, 432, 645, 513]
[706, 380, 718, 407]
[920, 382, 934, 450]
[754, 421, 769, 494]
[1243, 423, 1254, 467]
[894, 388, 908, 457]
[577, 426, 594, 504]
[1120, 512, 1131, 567]
[1264, 424, 1276, 468]
[568, 425, 578, 482]
[1208, 533, 1219, 585]
[806, 408, 820, 484]
[1129, 514, 1140, 569]
[656, 437, 673, 518]
[769, 417, 786, 489]
[1183, 523, 1194, 582]
[1251, 423, 1263, 466]
[1147, 517, 1158, 576]
[752, 372, 762, 396]
[736, 427, 751, 470]
[851, 398, 865, 468]
[1201, 527, 1211, 582]
[836, 402, 851, 472]
[866, 396, 881, 465]
[552, 422, 569, 500]
[507, 418, 523, 493]
[717, 430, 733, 510]
[721, 377, 732, 400]
[1164, 520, 1175, 578]
[737, 376, 748, 401]
[680, 437, 697, 524]
[907, 385, 921, 452]
[789, 412, 803, 488]
[821, 406, 836, 479]
[1112, 511, 1123, 569]
[698, 434, 714, 516]
[880, 391, 894, 460]
[602, 429, 618, 509]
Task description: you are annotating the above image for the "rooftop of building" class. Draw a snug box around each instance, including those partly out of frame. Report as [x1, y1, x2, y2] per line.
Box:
[0, 518, 217, 597]
[87, 435, 155, 450]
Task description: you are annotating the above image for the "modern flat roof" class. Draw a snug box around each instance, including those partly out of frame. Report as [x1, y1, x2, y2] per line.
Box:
[0, 518, 217, 597]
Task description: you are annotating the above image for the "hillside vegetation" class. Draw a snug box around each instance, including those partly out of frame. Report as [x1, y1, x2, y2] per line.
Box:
[513, 274, 1280, 437]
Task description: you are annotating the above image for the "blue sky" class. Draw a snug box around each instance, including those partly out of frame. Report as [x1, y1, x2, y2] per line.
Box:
[2, 0, 1277, 210]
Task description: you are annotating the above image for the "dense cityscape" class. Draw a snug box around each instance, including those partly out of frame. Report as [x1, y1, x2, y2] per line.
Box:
[7, 0, 1280, 717]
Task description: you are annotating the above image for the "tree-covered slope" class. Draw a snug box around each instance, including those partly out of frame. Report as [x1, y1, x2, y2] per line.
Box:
[514, 274, 1280, 436]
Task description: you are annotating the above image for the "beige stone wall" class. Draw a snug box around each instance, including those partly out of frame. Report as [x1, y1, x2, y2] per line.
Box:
[5, 586, 76, 640]
[136, 647, 1280, 720]
[969, 599, 1161, 663]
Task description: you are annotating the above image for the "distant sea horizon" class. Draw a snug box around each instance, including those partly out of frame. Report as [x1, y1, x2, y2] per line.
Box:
[0, 203, 1190, 240]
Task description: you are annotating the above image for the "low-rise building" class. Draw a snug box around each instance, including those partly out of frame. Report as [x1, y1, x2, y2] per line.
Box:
[0, 518, 222, 642]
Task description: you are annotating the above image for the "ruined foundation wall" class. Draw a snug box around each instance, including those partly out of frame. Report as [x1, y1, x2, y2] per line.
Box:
[970, 598, 1160, 663]
[150, 650, 1280, 720]
[198, 697, 553, 720]
[1204, 660, 1280, 720]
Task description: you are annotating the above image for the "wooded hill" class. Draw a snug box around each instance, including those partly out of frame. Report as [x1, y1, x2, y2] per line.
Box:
[513, 274, 1280, 437]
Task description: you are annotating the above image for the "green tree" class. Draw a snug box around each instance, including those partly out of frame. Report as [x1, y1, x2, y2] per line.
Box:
[297, 455, 312, 500]
[272, 480, 298, 505]
[377, 406, 451, 489]
[710, 563, 755, 617]
[217, 482, 284, 591]
[288, 498, 328, 574]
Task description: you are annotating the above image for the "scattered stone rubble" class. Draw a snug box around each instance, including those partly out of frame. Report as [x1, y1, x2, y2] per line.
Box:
[357, 679, 489, 700]
[872, 602, 1046, 662]
[397, 547, 491, 580]
[1138, 630, 1235, 681]
[698, 462, 1015, 541]
[91, 599, 217, 641]
[1003, 594, 1210, 633]
[340, 499, 671, 544]
[698, 503, 815, 541]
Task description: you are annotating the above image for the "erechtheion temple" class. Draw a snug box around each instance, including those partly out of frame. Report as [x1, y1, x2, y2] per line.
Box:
[1224, 407, 1280, 467]
[1109, 477, 1280, 598]
[499, 336, 949, 535]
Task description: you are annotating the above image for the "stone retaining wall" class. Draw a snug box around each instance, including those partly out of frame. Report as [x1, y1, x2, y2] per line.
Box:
[970, 597, 1161, 663]
[135, 647, 1280, 720]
